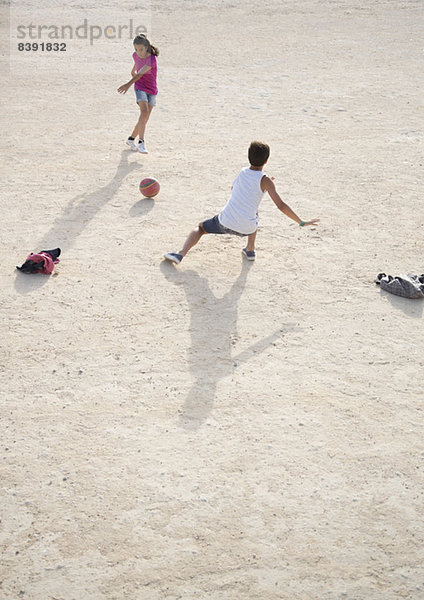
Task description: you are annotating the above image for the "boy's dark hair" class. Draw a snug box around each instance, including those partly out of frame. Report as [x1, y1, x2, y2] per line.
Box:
[248, 141, 270, 167]
[133, 35, 159, 56]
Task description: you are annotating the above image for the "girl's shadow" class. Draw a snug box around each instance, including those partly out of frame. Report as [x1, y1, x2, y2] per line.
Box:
[14, 150, 140, 294]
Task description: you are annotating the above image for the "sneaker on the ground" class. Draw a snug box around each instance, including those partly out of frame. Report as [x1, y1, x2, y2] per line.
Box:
[163, 252, 183, 264]
[242, 248, 256, 261]
[126, 139, 137, 151]
[138, 140, 148, 154]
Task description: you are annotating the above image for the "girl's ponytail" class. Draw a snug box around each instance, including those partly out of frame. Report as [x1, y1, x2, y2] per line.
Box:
[133, 35, 159, 56]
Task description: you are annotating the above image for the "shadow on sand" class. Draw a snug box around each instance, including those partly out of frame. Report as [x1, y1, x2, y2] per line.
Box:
[129, 197, 155, 218]
[379, 288, 423, 319]
[161, 259, 286, 430]
[14, 150, 141, 294]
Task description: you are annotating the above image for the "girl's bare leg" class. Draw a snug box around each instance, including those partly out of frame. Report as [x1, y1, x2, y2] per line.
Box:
[138, 103, 154, 140]
[130, 102, 154, 139]
[130, 108, 142, 138]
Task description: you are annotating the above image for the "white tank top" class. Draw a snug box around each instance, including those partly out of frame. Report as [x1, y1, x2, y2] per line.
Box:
[219, 167, 265, 234]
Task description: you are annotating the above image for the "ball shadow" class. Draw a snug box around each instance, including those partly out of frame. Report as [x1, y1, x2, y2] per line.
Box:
[129, 197, 155, 217]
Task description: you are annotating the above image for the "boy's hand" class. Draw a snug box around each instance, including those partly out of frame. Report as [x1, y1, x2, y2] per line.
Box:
[117, 82, 131, 94]
[301, 219, 320, 226]
[263, 176, 320, 227]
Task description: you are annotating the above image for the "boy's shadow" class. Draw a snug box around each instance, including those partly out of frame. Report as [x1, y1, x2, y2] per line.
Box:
[160, 260, 284, 430]
[14, 150, 140, 294]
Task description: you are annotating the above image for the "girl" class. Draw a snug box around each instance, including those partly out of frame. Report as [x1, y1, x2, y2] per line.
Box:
[117, 35, 159, 154]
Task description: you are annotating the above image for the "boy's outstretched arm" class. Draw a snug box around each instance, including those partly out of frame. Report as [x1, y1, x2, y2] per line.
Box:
[262, 176, 319, 227]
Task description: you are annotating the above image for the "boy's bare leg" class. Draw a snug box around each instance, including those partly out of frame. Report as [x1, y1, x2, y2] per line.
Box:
[246, 230, 257, 252]
[179, 227, 205, 257]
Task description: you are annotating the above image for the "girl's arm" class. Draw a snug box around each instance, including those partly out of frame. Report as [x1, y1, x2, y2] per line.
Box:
[117, 64, 152, 94]
[262, 176, 319, 226]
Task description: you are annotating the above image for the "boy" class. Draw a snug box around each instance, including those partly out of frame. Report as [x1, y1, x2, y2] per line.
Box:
[164, 141, 319, 264]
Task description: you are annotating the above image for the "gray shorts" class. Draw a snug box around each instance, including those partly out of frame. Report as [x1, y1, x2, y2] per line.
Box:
[199, 215, 249, 237]
[135, 89, 157, 105]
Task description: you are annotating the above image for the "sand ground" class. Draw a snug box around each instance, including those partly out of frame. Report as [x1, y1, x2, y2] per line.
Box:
[1, 0, 423, 598]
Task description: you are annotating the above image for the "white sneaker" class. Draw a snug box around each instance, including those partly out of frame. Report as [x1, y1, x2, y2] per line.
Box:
[126, 139, 137, 151]
[138, 140, 148, 154]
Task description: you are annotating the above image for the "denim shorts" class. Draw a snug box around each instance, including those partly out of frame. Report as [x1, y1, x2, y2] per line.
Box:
[135, 89, 157, 105]
[199, 215, 248, 237]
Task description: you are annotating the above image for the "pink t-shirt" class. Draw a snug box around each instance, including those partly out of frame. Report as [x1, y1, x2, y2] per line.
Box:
[132, 52, 158, 95]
